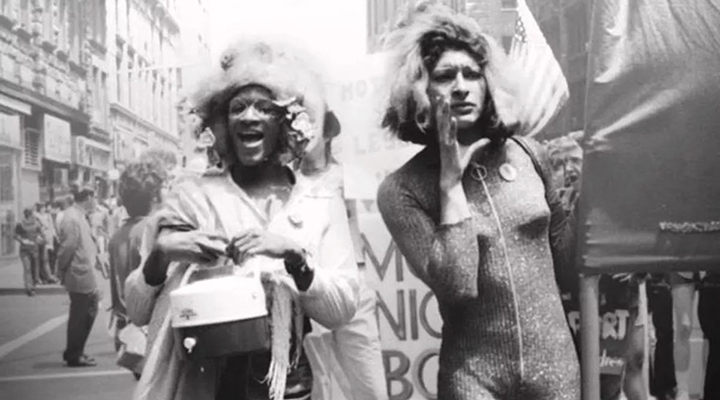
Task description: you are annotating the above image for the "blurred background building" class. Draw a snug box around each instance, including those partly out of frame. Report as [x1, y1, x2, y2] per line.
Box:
[0, 0, 210, 261]
[526, 0, 590, 138]
[367, 0, 518, 53]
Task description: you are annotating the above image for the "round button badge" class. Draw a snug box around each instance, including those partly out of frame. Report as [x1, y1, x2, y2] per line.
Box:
[499, 163, 518, 182]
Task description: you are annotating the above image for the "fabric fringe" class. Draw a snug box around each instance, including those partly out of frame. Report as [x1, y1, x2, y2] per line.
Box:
[263, 277, 304, 400]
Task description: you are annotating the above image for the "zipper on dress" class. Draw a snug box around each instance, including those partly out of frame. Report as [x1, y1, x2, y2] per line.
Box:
[471, 162, 526, 379]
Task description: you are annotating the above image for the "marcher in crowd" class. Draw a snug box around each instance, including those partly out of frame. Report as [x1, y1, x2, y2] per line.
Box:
[125, 37, 360, 400]
[376, 2, 580, 399]
[547, 134, 652, 400]
[669, 272, 698, 400]
[14, 207, 43, 296]
[647, 274, 677, 400]
[56, 186, 100, 367]
[108, 161, 167, 378]
[698, 272, 720, 400]
[299, 118, 389, 400]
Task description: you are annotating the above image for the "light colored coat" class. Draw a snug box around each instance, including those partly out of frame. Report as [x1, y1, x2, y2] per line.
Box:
[124, 170, 360, 400]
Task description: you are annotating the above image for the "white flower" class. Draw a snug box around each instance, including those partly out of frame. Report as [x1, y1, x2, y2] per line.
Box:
[287, 103, 305, 115]
[291, 112, 313, 135]
[197, 128, 216, 147]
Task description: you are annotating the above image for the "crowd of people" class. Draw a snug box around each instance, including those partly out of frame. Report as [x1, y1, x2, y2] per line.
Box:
[13, 194, 118, 296]
[11, 1, 719, 399]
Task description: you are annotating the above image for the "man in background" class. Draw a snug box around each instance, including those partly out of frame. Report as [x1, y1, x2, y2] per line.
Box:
[14, 207, 43, 296]
[56, 186, 100, 367]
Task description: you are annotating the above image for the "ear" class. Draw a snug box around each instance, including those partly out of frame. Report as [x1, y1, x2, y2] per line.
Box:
[323, 110, 341, 139]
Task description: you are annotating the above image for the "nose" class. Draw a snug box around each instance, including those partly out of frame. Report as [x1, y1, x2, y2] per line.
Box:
[452, 74, 470, 98]
[238, 104, 263, 123]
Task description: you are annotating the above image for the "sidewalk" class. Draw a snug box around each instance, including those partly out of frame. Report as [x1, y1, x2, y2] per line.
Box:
[0, 258, 64, 296]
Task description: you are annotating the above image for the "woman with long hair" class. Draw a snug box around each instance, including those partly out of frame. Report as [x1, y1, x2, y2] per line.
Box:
[377, 2, 580, 399]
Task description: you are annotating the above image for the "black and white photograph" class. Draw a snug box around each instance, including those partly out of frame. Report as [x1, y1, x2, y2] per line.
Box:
[0, 0, 719, 399]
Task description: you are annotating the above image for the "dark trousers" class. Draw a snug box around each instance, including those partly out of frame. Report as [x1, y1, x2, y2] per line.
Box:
[19, 251, 38, 290]
[699, 280, 720, 400]
[63, 291, 99, 362]
[36, 244, 55, 282]
[647, 279, 677, 397]
[216, 351, 313, 400]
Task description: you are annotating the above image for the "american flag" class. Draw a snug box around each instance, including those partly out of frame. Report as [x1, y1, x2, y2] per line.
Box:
[509, 0, 569, 137]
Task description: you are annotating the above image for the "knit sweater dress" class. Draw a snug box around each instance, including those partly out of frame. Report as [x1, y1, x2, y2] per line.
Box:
[377, 138, 581, 400]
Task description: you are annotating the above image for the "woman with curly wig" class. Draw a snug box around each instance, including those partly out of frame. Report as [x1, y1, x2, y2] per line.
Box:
[376, 2, 580, 399]
[124, 37, 360, 400]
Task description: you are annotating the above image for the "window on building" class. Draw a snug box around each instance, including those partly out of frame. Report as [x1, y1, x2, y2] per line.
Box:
[42, 0, 52, 42]
[91, 67, 100, 122]
[23, 128, 40, 169]
[501, 0, 518, 9]
[0, 161, 14, 202]
[67, 0, 81, 63]
[95, 0, 107, 45]
[101, 71, 107, 126]
[127, 62, 134, 110]
[18, 0, 31, 30]
[0, 0, 12, 19]
[58, 0, 68, 52]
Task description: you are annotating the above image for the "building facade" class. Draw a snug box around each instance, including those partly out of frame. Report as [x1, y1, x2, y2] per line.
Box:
[526, 0, 591, 138]
[0, 0, 106, 259]
[367, 0, 517, 53]
[106, 0, 182, 178]
[466, 0, 517, 50]
[174, 0, 211, 167]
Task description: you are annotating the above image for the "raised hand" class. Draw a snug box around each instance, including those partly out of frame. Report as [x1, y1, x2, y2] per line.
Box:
[435, 94, 490, 191]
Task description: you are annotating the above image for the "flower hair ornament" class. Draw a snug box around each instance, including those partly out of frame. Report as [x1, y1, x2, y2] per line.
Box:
[273, 95, 316, 165]
[189, 37, 330, 170]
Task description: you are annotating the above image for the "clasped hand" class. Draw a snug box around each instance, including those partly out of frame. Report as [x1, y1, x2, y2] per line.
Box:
[155, 228, 305, 267]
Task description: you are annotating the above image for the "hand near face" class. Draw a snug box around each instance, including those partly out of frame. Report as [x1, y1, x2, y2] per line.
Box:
[227, 228, 305, 266]
[435, 94, 491, 191]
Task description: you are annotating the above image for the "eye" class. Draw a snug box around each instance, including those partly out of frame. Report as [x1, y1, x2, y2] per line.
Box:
[229, 102, 248, 114]
[254, 100, 283, 116]
[463, 69, 483, 80]
[431, 69, 457, 83]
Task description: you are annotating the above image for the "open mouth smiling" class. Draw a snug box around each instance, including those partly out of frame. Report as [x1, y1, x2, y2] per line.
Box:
[237, 131, 264, 145]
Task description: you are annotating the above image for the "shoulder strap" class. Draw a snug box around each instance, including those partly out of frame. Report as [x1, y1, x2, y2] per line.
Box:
[510, 136, 549, 188]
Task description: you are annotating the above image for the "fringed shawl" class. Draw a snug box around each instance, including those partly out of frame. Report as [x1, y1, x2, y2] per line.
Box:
[133, 171, 320, 400]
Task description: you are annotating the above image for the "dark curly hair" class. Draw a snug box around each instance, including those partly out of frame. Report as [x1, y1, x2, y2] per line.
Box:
[118, 162, 167, 218]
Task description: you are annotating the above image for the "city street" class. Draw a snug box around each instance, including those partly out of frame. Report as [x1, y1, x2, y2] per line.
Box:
[0, 260, 135, 400]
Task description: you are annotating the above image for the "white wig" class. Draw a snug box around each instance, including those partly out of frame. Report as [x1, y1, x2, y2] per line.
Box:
[187, 36, 337, 166]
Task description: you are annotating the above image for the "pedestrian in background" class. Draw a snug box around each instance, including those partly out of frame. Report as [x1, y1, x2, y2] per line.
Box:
[35, 202, 58, 284]
[14, 207, 43, 296]
[55, 196, 73, 228]
[56, 185, 100, 367]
